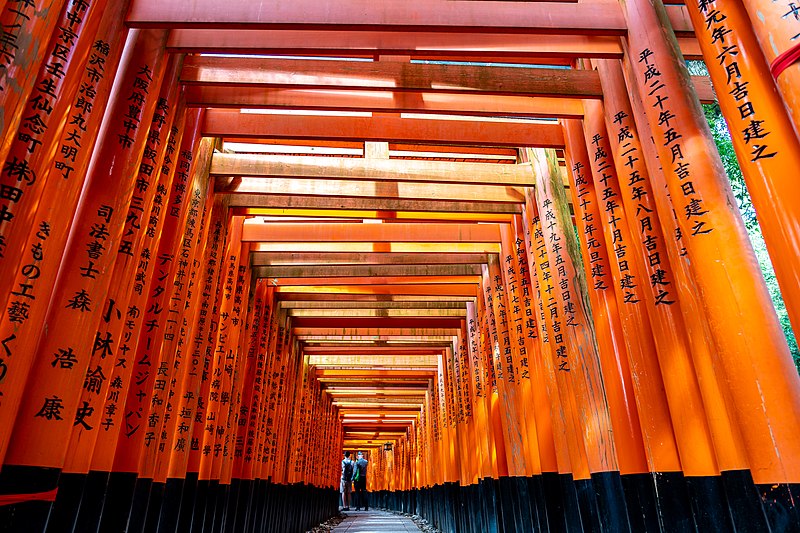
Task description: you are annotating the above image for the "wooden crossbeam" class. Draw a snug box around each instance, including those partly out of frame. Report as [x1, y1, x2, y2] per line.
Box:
[127, 1, 694, 37]
[183, 57, 715, 104]
[188, 87, 586, 118]
[219, 177, 525, 203]
[182, 57, 603, 97]
[253, 264, 483, 278]
[167, 30, 702, 60]
[267, 275, 481, 286]
[203, 110, 565, 147]
[250, 242, 501, 254]
[227, 193, 523, 214]
[291, 308, 467, 317]
[240, 222, 502, 243]
[276, 284, 478, 296]
[252, 252, 491, 267]
[212, 153, 533, 186]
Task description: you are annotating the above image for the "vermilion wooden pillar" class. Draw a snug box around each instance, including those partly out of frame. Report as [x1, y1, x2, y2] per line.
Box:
[686, 0, 800, 341]
[738, 0, 800, 136]
[562, 118, 687, 529]
[50, 55, 184, 533]
[523, 200, 588, 532]
[581, 98, 736, 529]
[0, 0, 69, 164]
[0, 0, 109, 298]
[621, 0, 800, 524]
[0, 0, 130, 470]
[596, 59, 772, 529]
[524, 151, 629, 532]
[99, 110, 206, 533]
[0, 28, 169, 532]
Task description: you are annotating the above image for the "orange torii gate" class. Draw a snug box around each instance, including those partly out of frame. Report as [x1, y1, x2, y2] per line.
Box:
[0, 0, 799, 532]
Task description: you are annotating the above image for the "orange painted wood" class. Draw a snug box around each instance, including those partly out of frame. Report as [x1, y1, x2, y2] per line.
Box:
[508, 216, 558, 474]
[561, 118, 682, 474]
[0, 0, 69, 165]
[523, 200, 585, 478]
[241, 222, 501, 243]
[186, 86, 586, 118]
[524, 152, 621, 476]
[111, 110, 207, 476]
[622, 0, 800, 483]
[2, 29, 169, 470]
[0, 0, 110, 297]
[740, 0, 800, 134]
[595, 64, 751, 474]
[89, 109, 189, 474]
[181, 56, 604, 98]
[686, 0, 800, 345]
[202, 110, 565, 148]
[0, 1, 131, 466]
[62, 58, 186, 476]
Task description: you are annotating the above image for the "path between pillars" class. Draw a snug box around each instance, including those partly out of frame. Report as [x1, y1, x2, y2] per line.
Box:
[332, 509, 423, 532]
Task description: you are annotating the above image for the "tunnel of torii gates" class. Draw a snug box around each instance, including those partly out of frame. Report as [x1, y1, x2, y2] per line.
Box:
[1, 1, 800, 533]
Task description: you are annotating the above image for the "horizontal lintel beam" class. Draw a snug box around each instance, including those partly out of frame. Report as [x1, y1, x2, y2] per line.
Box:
[253, 264, 482, 278]
[203, 110, 565, 147]
[240, 222, 502, 243]
[212, 153, 532, 186]
[128, 1, 694, 37]
[227, 193, 522, 214]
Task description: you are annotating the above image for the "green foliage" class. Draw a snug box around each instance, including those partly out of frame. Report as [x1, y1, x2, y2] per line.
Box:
[688, 61, 800, 369]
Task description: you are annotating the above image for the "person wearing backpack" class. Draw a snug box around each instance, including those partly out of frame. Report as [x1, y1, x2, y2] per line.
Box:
[340, 451, 355, 511]
[351, 451, 369, 511]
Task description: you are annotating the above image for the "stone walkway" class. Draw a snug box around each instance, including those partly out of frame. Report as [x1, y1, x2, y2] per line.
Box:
[333, 509, 422, 532]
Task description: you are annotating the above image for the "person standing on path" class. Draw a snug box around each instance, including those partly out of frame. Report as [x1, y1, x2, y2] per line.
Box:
[340, 451, 355, 511]
[352, 451, 369, 511]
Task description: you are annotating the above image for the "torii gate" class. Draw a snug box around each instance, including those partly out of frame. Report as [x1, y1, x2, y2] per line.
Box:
[0, 0, 798, 532]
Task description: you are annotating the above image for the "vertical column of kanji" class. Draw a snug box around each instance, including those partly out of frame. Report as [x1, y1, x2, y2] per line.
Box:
[594, 64, 763, 528]
[450, 335, 467, 490]
[500, 219, 558, 530]
[739, 0, 800, 134]
[85, 111, 185, 533]
[511, 212, 569, 529]
[456, 322, 477, 488]
[202, 265, 264, 533]
[622, 56, 777, 530]
[486, 252, 539, 530]
[249, 298, 281, 533]
[194, 215, 244, 532]
[524, 150, 629, 531]
[559, 122, 650, 498]
[235, 283, 275, 533]
[50, 54, 183, 533]
[260, 309, 288, 490]
[158, 198, 228, 533]
[497, 224, 544, 481]
[144, 147, 215, 533]
[465, 301, 501, 532]
[620, 0, 800, 517]
[0, 28, 168, 530]
[0, 0, 128, 468]
[215, 250, 253, 528]
[480, 260, 528, 477]
[0, 0, 68, 163]
[98, 109, 204, 533]
[688, 0, 800, 361]
[522, 199, 589, 533]
[562, 118, 686, 530]
[0, 0, 110, 298]
[442, 344, 460, 489]
[464, 304, 490, 482]
[476, 291, 506, 482]
[178, 200, 228, 533]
